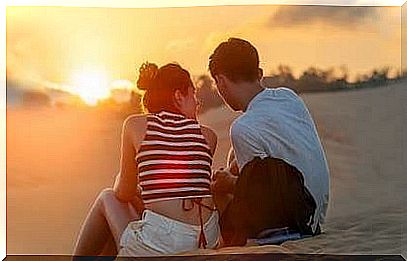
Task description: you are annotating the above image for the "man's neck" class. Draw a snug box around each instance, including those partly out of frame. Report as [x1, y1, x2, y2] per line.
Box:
[239, 82, 264, 112]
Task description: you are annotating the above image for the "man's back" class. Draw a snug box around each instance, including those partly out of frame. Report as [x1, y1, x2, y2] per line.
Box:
[231, 87, 330, 233]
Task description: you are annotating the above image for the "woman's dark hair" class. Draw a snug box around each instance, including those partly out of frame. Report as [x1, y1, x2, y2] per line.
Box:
[209, 38, 260, 83]
[137, 62, 193, 114]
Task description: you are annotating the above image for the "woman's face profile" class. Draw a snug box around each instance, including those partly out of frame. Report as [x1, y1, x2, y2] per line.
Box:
[176, 85, 198, 119]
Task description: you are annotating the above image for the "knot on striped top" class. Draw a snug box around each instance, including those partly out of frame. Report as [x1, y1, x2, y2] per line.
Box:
[136, 111, 213, 204]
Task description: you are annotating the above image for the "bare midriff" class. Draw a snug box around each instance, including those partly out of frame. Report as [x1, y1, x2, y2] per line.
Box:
[144, 197, 215, 225]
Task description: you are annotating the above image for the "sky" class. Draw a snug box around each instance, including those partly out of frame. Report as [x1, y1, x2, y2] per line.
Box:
[5, 4, 402, 103]
[4, 0, 407, 7]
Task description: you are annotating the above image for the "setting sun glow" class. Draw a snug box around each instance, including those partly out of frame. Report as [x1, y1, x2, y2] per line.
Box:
[71, 69, 111, 106]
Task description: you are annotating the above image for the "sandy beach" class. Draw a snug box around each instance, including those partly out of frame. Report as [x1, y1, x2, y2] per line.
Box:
[6, 80, 407, 257]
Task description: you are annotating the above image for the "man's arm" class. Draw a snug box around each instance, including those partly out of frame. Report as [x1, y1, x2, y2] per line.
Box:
[211, 168, 237, 214]
[230, 120, 267, 171]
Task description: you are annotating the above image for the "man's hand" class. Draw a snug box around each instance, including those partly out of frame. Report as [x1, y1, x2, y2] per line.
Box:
[227, 148, 239, 176]
[211, 168, 237, 194]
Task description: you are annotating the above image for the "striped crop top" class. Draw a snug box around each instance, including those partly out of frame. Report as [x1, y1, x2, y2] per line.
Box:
[136, 110, 213, 204]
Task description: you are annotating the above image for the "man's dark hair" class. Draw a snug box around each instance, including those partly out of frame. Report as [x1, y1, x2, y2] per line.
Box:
[209, 38, 260, 83]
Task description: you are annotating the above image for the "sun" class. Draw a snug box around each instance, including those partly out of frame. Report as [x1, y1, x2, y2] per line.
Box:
[71, 68, 111, 106]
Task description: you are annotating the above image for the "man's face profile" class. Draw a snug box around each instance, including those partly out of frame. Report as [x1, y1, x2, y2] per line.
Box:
[214, 75, 239, 111]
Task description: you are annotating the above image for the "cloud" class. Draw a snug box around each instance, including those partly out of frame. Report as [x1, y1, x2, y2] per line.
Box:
[6, 21, 47, 86]
[166, 38, 197, 52]
[269, 6, 379, 28]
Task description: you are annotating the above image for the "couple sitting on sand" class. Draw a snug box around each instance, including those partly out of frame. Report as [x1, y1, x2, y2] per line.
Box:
[73, 38, 330, 257]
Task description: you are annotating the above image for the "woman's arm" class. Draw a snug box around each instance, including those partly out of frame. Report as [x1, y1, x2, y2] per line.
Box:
[200, 125, 218, 156]
[113, 116, 145, 203]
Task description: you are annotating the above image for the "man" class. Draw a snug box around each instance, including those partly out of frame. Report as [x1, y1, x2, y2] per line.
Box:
[209, 38, 330, 246]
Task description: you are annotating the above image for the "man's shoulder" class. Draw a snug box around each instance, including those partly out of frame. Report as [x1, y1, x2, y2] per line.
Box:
[270, 87, 307, 112]
[253, 87, 301, 106]
[273, 87, 299, 98]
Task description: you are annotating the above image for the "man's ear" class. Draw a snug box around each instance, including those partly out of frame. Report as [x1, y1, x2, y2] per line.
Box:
[214, 75, 221, 85]
[258, 68, 263, 80]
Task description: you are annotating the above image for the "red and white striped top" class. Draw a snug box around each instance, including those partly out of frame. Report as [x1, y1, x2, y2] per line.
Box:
[136, 111, 213, 204]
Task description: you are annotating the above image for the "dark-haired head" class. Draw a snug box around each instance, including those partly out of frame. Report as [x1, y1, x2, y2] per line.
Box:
[208, 38, 261, 83]
[208, 38, 264, 112]
[137, 62, 198, 118]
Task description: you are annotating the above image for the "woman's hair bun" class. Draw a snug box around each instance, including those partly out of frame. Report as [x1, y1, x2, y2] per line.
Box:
[137, 62, 158, 91]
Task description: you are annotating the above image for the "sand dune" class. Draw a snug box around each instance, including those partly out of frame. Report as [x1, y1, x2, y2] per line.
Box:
[6, 80, 407, 257]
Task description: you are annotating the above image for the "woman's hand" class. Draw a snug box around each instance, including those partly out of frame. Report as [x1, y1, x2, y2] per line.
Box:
[130, 186, 145, 214]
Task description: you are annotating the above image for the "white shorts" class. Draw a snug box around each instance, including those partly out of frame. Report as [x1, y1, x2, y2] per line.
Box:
[118, 209, 221, 257]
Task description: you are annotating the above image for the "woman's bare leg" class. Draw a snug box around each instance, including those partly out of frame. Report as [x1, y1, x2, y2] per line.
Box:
[99, 229, 117, 256]
[73, 188, 140, 256]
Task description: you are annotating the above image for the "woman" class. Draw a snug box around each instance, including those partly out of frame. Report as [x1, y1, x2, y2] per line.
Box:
[73, 62, 220, 257]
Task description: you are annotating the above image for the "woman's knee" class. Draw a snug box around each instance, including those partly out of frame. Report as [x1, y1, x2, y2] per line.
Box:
[100, 188, 115, 197]
[95, 188, 118, 207]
